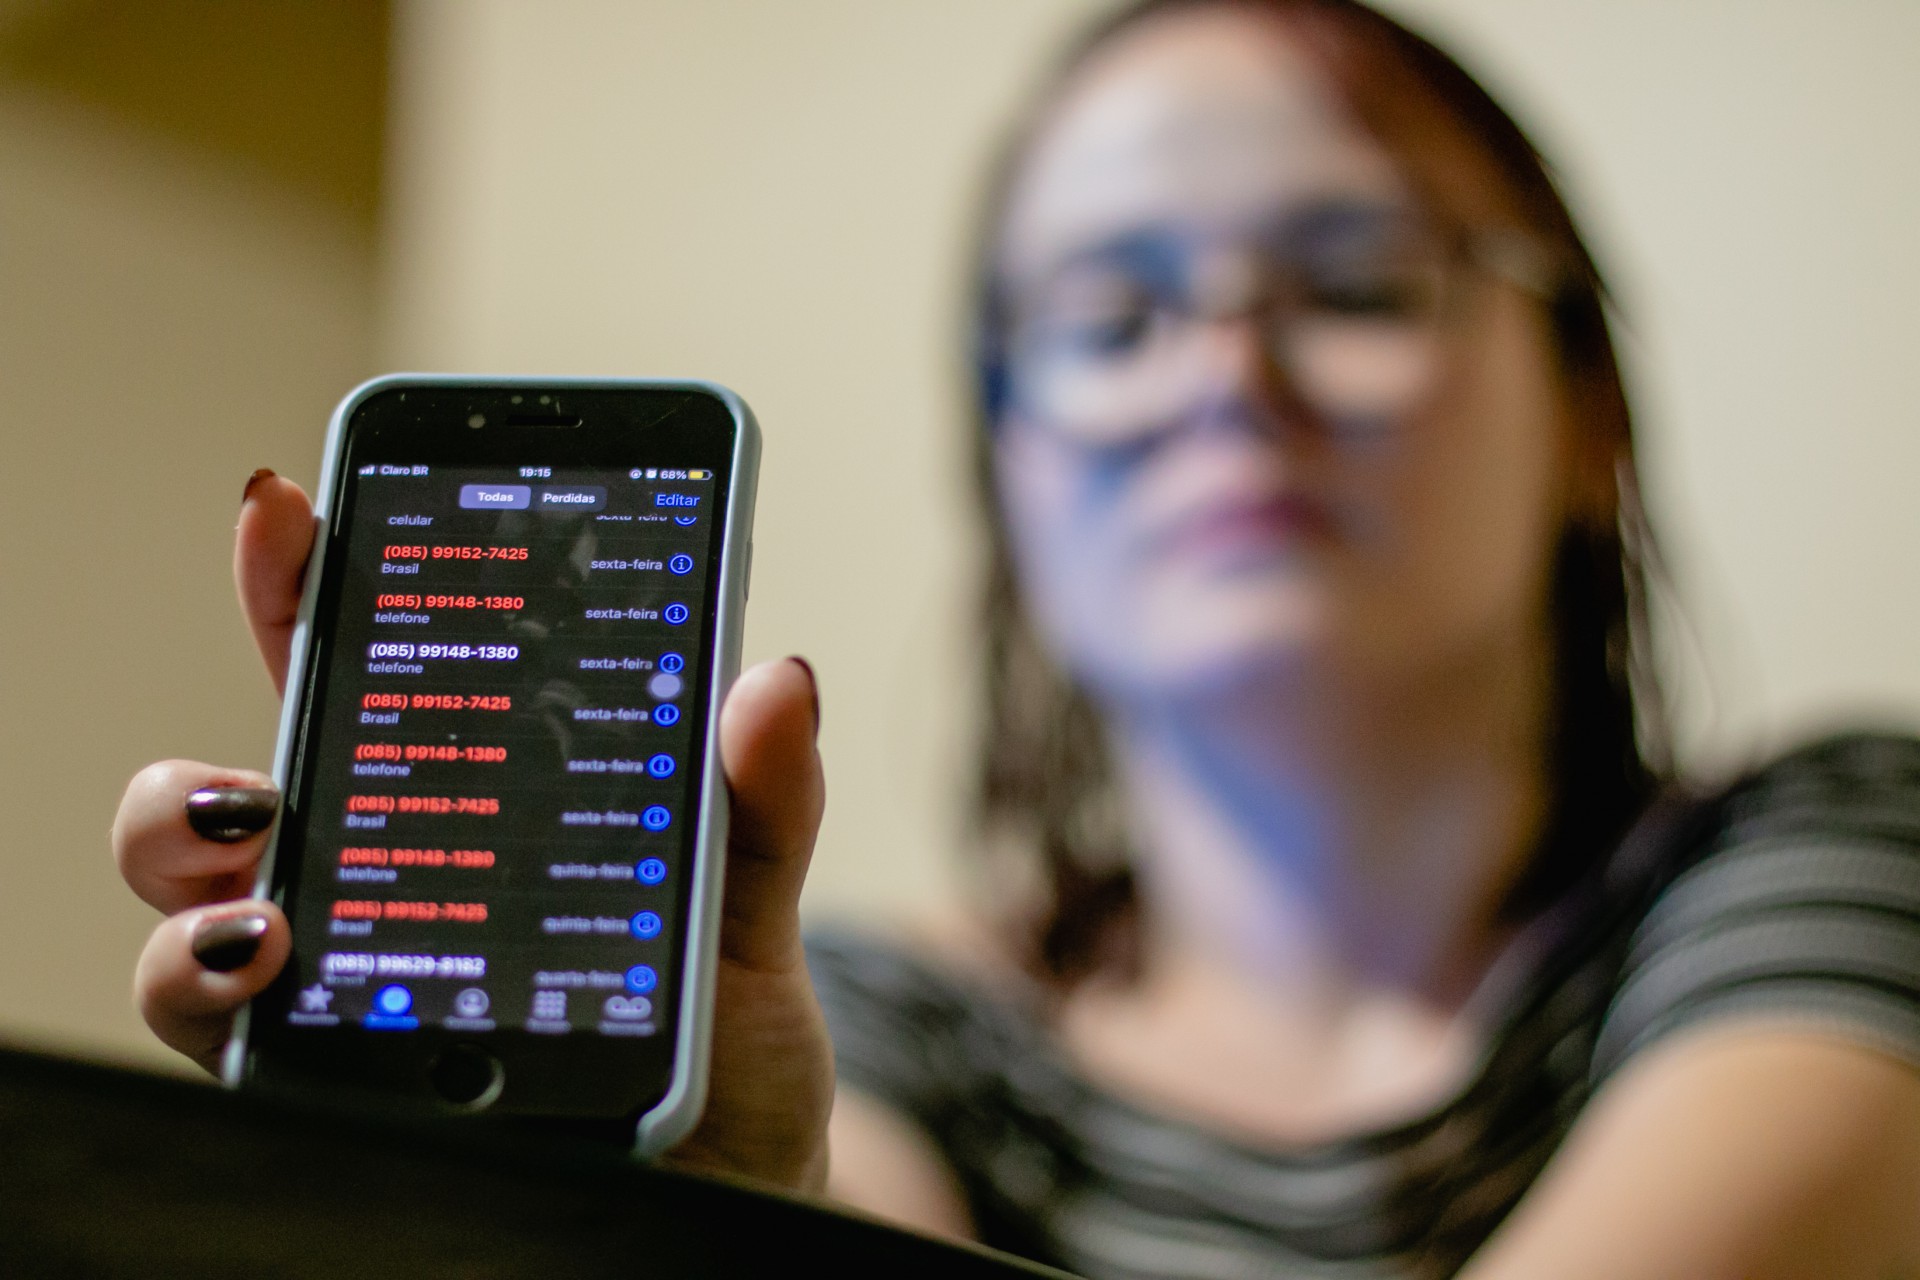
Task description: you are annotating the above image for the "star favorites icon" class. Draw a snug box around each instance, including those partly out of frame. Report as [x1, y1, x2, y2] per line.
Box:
[298, 984, 334, 1013]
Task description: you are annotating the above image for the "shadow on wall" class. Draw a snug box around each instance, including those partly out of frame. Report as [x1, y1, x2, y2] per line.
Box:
[1, 0, 387, 231]
[0, 0, 387, 1065]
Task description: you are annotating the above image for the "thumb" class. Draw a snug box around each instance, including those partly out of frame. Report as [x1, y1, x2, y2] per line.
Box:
[234, 470, 317, 695]
[715, 657, 824, 973]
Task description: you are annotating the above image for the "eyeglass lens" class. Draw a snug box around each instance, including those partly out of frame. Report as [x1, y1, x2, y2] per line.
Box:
[1005, 201, 1462, 446]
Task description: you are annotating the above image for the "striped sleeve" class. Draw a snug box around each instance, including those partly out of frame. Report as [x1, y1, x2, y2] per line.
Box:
[805, 930, 1002, 1126]
[1593, 733, 1920, 1080]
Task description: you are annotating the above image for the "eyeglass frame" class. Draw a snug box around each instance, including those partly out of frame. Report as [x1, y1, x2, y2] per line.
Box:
[978, 203, 1569, 449]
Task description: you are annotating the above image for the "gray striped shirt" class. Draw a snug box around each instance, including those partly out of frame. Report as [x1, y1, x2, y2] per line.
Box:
[809, 733, 1920, 1278]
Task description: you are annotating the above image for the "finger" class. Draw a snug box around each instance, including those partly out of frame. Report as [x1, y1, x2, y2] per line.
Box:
[114, 760, 279, 914]
[134, 900, 290, 1073]
[715, 657, 825, 974]
[235, 469, 316, 694]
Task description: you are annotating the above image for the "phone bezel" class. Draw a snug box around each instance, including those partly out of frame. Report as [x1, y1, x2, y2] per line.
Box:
[225, 375, 758, 1153]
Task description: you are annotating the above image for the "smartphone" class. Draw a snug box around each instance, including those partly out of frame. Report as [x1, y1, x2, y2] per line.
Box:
[225, 375, 759, 1155]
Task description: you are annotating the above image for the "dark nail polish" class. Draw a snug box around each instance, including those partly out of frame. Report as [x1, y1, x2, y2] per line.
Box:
[192, 913, 269, 973]
[185, 786, 279, 842]
[788, 656, 820, 739]
[242, 467, 276, 503]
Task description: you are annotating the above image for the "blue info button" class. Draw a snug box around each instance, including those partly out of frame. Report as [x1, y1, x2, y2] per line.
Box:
[459, 483, 531, 510]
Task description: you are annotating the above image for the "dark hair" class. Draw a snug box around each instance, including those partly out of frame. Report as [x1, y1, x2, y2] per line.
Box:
[967, 0, 1668, 987]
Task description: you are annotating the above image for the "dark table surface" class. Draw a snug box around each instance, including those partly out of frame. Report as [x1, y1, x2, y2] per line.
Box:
[0, 1045, 1072, 1278]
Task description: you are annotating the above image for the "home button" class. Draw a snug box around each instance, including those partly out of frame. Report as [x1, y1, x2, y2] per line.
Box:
[428, 1044, 503, 1110]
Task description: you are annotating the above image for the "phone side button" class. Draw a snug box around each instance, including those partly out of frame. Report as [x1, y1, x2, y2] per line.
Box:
[428, 1043, 504, 1110]
[744, 539, 754, 600]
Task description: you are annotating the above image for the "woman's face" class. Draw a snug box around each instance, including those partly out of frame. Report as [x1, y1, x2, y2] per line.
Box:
[993, 8, 1578, 706]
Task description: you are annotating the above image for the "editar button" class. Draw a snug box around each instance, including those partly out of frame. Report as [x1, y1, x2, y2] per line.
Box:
[458, 484, 530, 510]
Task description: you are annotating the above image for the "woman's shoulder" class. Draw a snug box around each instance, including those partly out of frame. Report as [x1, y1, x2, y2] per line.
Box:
[1592, 729, 1920, 1080]
[805, 915, 1045, 1116]
[807, 913, 1033, 1004]
[1714, 729, 1920, 841]
[1604, 730, 1920, 889]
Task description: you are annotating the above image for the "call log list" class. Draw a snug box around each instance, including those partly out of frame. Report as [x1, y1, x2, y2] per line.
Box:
[281, 464, 717, 1041]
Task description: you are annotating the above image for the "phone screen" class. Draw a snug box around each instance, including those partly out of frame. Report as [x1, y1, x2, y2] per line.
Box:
[248, 385, 742, 1120]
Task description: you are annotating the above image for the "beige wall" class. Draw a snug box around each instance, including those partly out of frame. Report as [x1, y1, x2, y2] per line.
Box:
[1378, 0, 1920, 767]
[377, 0, 1116, 926]
[2, 0, 1916, 1066]
[0, 0, 385, 1066]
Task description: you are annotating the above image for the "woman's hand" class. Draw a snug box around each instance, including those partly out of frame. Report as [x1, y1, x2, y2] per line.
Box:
[113, 472, 835, 1191]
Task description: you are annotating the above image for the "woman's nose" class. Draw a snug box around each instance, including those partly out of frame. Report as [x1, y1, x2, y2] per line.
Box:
[1178, 253, 1303, 433]
[1188, 310, 1302, 439]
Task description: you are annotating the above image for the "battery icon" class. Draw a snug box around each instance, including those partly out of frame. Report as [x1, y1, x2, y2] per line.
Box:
[688, 469, 709, 480]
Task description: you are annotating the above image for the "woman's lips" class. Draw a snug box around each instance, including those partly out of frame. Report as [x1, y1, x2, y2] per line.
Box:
[1147, 493, 1333, 564]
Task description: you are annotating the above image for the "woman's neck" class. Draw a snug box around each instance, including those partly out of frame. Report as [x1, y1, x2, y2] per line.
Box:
[1111, 628, 1553, 1012]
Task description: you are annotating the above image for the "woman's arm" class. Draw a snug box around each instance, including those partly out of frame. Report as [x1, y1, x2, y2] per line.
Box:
[1463, 1025, 1920, 1280]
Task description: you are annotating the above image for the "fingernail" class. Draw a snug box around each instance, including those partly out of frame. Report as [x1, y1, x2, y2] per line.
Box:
[192, 912, 269, 973]
[242, 467, 275, 504]
[787, 656, 819, 740]
[185, 786, 279, 842]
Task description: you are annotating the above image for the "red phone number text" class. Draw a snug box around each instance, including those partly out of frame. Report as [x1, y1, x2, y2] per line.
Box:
[383, 545, 529, 561]
[346, 795, 501, 815]
[354, 744, 507, 763]
[340, 847, 496, 868]
[375, 594, 524, 610]
[361, 694, 511, 711]
[331, 900, 489, 923]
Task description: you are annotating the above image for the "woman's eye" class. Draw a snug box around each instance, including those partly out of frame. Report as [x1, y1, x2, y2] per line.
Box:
[1064, 306, 1154, 356]
[1294, 234, 1447, 321]
[1028, 291, 1157, 359]
[1301, 269, 1434, 320]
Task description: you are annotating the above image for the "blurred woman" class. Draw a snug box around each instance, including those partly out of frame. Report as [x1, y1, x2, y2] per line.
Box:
[115, 2, 1920, 1276]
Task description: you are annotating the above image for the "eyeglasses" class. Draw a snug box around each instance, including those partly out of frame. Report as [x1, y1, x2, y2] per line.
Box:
[999, 202, 1560, 449]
